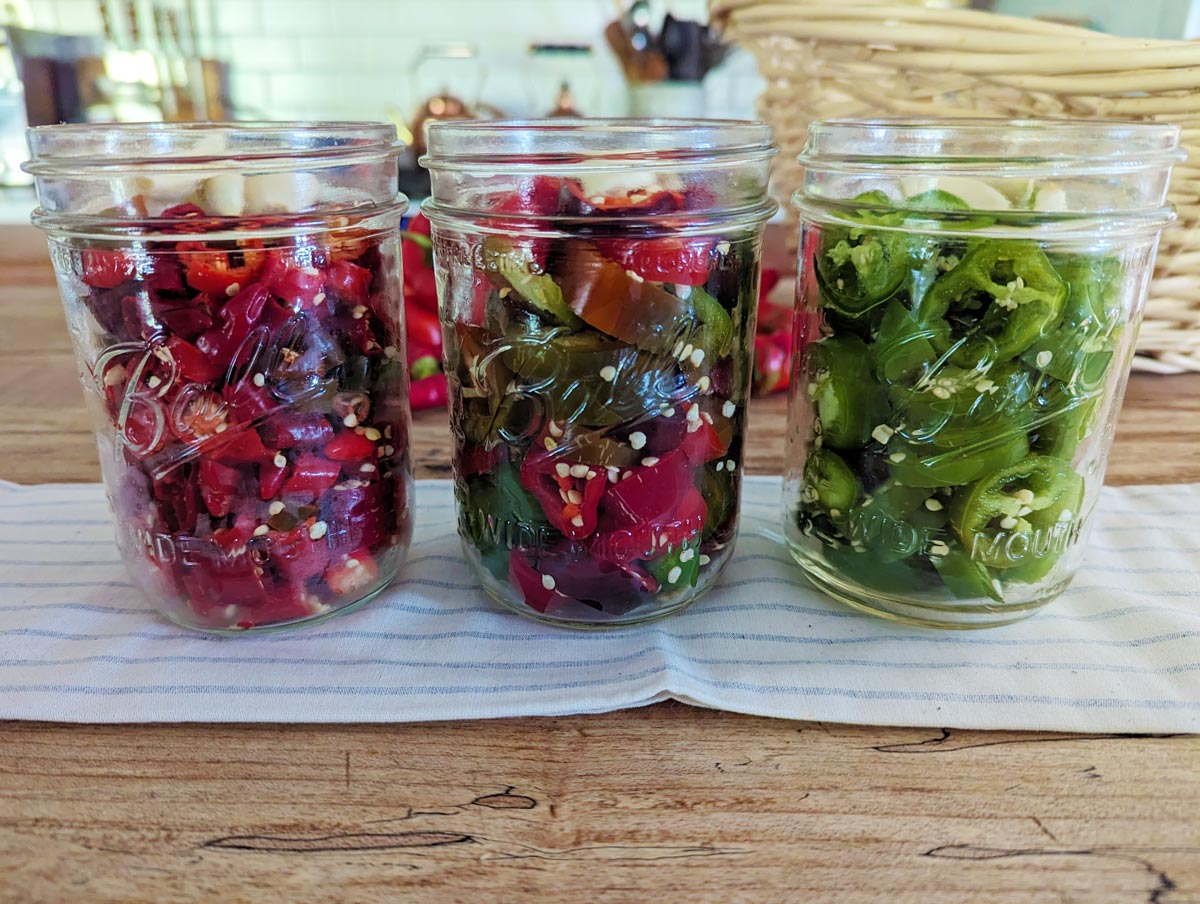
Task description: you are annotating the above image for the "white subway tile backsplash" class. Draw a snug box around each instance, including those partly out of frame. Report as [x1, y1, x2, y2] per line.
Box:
[45, 0, 104, 35]
[222, 34, 301, 67]
[27, 0, 756, 123]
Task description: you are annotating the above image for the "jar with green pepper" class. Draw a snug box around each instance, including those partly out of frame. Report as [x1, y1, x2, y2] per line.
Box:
[784, 120, 1184, 628]
[422, 120, 777, 627]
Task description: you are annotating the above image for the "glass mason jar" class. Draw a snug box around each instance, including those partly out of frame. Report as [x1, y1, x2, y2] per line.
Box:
[26, 123, 414, 633]
[784, 119, 1184, 628]
[422, 119, 777, 627]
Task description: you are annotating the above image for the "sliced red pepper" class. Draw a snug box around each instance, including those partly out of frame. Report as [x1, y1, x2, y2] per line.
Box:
[491, 175, 566, 268]
[261, 254, 325, 309]
[459, 442, 501, 478]
[81, 249, 138, 289]
[222, 379, 277, 422]
[180, 516, 272, 614]
[325, 549, 381, 596]
[83, 284, 130, 336]
[680, 418, 732, 465]
[169, 387, 230, 445]
[258, 412, 334, 449]
[196, 283, 269, 365]
[198, 458, 241, 518]
[323, 482, 389, 553]
[123, 402, 169, 458]
[564, 179, 684, 215]
[596, 236, 713, 286]
[210, 428, 272, 465]
[122, 292, 163, 341]
[161, 202, 207, 220]
[280, 453, 341, 503]
[592, 485, 707, 565]
[152, 464, 201, 534]
[270, 522, 331, 583]
[496, 176, 565, 218]
[165, 335, 224, 384]
[508, 549, 571, 614]
[600, 450, 694, 527]
[233, 582, 319, 629]
[326, 260, 371, 305]
[323, 431, 377, 462]
[258, 457, 289, 501]
[154, 299, 214, 342]
[330, 308, 377, 356]
[178, 241, 266, 296]
[519, 432, 608, 540]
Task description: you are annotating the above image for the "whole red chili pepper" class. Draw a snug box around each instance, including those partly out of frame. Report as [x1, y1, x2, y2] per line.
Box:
[753, 332, 791, 395]
[409, 372, 447, 411]
[404, 265, 439, 314]
[405, 303, 443, 354]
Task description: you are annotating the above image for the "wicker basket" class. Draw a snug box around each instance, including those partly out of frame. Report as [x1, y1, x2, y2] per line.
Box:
[712, 0, 1200, 373]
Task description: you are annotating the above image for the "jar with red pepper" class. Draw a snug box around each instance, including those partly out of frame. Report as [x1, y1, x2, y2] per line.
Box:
[421, 120, 777, 626]
[26, 123, 415, 632]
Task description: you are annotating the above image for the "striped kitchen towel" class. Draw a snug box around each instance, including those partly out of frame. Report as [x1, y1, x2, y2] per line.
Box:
[0, 477, 1196, 732]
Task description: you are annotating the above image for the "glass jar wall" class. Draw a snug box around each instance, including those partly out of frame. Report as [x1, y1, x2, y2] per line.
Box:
[26, 123, 414, 632]
[422, 119, 776, 627]
[784, 119, 1183, 628]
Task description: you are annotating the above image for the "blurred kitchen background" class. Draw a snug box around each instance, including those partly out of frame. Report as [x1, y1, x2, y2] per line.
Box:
[0, 0, 1196, 211]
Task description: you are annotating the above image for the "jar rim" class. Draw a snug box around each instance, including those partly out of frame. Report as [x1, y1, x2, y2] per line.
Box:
[24, 121, 403, 175]
[800, 118, 1186, 168]
[421, 117, 775, 170]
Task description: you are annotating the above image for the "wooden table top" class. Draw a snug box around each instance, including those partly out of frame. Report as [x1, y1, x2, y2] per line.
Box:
[1, 226, 1198, 902]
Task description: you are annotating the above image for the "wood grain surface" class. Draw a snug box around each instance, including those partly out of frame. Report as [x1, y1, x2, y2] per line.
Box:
[0, 226, 1197, 903]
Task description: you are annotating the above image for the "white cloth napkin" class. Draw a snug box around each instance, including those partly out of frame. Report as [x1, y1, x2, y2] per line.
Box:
[0, 477, 1196, 732]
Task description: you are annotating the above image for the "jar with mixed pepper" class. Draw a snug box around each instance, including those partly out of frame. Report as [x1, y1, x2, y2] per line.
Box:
[785, 119, 1183, 627]
[422, 119, 777, 626]
[26, 123, 414, 632]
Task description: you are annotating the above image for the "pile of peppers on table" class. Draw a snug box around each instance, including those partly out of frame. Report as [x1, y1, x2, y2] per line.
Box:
[77, 202, 412, 630]
[432, 176, 767, 620]
[792, 189, 1122, 603]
